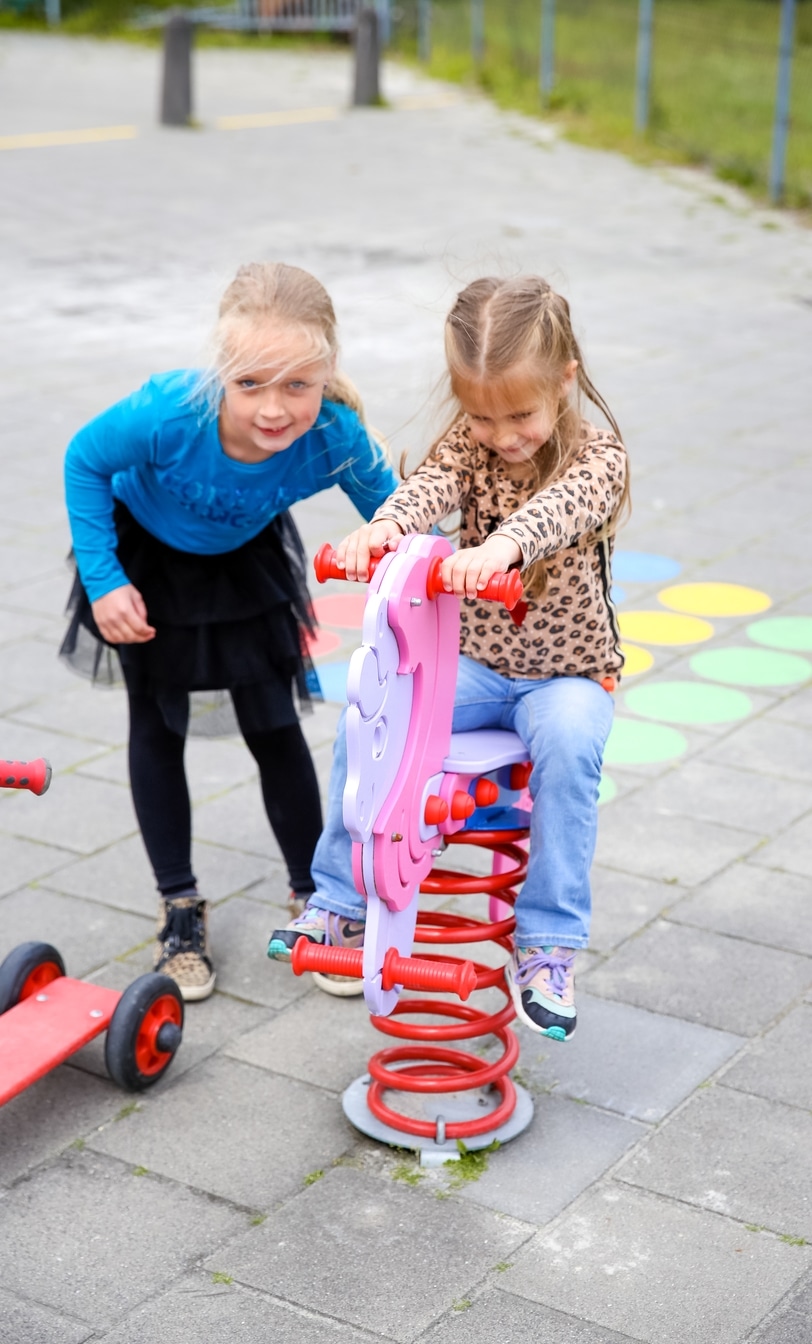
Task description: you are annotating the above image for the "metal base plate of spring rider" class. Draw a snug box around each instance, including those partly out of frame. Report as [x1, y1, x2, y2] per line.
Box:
[301, 535, 537, 1163]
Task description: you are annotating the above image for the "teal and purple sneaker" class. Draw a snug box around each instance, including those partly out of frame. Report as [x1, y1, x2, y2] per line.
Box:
[267, 903, 366, 998]
[505, 945, 577, 1041]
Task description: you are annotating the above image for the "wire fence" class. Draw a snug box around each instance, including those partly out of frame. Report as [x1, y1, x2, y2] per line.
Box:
[389, 0, 811, 208]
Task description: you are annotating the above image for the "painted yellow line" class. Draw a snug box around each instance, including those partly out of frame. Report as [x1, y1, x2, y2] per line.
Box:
[393, 94, 461, 110]
[0, 125, 137, 151]
[215, 106, 339, 131]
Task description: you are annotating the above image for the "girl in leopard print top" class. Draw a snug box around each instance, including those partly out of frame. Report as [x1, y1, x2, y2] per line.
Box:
[273, 276, 629, 1042]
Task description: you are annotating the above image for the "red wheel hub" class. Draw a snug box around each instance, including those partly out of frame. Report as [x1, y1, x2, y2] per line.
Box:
[134, 995, 182, 1076]
[20, 961, 63, 1001]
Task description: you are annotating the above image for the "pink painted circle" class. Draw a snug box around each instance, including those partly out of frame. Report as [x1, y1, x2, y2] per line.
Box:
[312, 593, 367, 630]
[305, 628, 342, 658]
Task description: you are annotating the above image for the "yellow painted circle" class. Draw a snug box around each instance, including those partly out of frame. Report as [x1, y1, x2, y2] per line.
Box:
[620, 643, 655, 676]
[618, 611, 714, 646]
[658, 583, 771, 617]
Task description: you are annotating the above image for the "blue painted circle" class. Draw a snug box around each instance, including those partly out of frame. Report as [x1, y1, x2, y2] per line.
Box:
[315, 661, 350, 703]
[611, 585, 626, 606]
[612, 551, 682, 584]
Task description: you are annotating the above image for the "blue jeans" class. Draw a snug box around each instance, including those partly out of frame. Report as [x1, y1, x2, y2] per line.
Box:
[311, 657, 614, 949]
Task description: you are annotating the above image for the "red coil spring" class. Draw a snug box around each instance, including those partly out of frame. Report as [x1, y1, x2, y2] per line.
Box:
[365, 828, 528, 1141]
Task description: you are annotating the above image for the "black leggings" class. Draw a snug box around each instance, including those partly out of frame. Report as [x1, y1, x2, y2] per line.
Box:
[127, 689, 322, 897]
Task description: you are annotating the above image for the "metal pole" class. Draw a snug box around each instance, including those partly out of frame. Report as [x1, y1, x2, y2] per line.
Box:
[160, 10, 194, 127]
[354, 6, 381, 105]
[635, 0, 654, 134]
[471, 0, 484, 65]
[418, 0, 432, 64]
[769, 0, 797, 204]
[539, 0, 555, 102]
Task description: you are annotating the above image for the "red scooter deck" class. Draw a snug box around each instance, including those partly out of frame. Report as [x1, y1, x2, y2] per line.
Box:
[0, 977, 121, 1105]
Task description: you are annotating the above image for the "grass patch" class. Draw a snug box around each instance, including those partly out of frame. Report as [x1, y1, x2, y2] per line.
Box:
[444, 1139, 499, 1188]
[393, 0, 812, 211]
[392, 1160, 425, 1186]
[303, 1168, 325, 1186]
[210, 1270, 233, 1284]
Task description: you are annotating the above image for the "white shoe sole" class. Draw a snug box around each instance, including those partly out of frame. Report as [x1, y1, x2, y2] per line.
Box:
[311, 970, 364, 998]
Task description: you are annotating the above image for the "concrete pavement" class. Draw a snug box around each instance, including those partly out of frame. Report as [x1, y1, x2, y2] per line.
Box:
[0, 31, 811, 1343]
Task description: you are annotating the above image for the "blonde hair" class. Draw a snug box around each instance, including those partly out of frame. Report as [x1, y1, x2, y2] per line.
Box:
[430, 275, 630, 598]
[196, 261, 366, 421]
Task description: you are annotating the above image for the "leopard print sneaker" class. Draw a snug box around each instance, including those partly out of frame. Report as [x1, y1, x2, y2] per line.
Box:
[154, 891, 216, 1002]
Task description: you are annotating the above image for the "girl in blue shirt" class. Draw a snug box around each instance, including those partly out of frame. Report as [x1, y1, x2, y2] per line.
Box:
[62, 261, 398, 1001]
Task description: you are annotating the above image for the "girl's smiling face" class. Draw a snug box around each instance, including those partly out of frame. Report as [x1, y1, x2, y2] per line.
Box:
[218, 323, 334, 463]
[456, 360, 578, 464]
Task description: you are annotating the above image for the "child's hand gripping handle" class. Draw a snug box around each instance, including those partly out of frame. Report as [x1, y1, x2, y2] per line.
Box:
[313, 544, 525, 613]
[291, 940, 478, 1001]
[0, 758, 52, 795]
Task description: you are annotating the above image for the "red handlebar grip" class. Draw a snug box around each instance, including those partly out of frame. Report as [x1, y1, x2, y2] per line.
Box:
[381, 949, 477, 1001]
[0, 758, 52, 795]
[313, 543, 381, 585]
[425, 557, 524, 612]
[291, 941, 363, 979]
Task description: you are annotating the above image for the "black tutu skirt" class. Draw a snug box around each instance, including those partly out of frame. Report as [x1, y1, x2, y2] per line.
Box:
[60, 502, 321, 737]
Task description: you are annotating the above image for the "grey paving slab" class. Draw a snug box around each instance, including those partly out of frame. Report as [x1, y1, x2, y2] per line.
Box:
[0, 1065, 121, 1188]
[618, 1087, 812, 1238]
[0, 886, 153, 979]
[192, 780, 284, 860]
[0, 772, 137, 854]
[422, 1290, 639, 1343]
[41, 833, 269, 920]
[96, 1275, 380, 1344]
[209, 894, 315, 1008]
[636, 760, 812, 836]
[206, 1166, 531, 1343]
[224, 982, 381, 1090]
[720, 1003, 812, 1111]
[749, 812, 812, 881]
[583, 920, 812, 1036]
[0, 1149, 250, 1331]
[0, 1289, 93, 1344]
[589, 866, 679, 952]
[593, 797, 760, 887]
[516, 992, 743, 1123]
[702, 718, 812, 784]
[0, 832, 74, 896]
[455, 1092, 642, 1225]
[87, 1054, 352, 1208]
[500, 1185, 811, 1344]
[669, 862, 812, 957]
[0, 717, 110, 773]
[752, 1302, 812, 1344]
[766, 685, 812, 728]
[11, 681, 130, 745]
[0, 607, 58, 642]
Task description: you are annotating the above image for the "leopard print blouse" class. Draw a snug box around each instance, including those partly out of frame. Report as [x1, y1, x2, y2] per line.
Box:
[373, 418, 628, 683]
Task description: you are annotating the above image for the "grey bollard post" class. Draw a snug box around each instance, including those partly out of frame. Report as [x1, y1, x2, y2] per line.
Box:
[161, 10, 194, 127]
[353, 6, 381, 106]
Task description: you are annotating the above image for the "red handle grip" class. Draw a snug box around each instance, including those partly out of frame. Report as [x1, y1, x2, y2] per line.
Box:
[0, 758, 52, 795]
[313, 543, 382, 585]
[290, 941, 477, 1002]
[313, 543, 524, 612]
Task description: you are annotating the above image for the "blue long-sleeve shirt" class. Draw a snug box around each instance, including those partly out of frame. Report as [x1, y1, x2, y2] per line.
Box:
[64, 370, 399, 602]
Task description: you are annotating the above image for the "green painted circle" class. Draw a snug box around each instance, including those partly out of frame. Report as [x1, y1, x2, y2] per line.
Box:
[598, 774, 617, 805]
[746, 617, 812, 653]
[690, 646, 812, 687]
[624, 680, 752, 725]
[603, 718, 687, 765]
